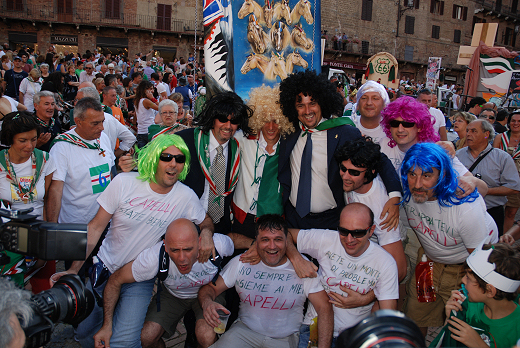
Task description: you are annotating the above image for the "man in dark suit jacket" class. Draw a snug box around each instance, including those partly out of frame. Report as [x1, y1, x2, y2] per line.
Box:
[177, 92, 253, 234]
[278, 70, 402, 230]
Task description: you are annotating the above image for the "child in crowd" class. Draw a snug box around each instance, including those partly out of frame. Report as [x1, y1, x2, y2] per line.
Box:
[443, 243, 520, 348]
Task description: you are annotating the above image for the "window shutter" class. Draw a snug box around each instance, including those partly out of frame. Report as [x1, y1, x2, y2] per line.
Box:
[415, 0, 420, 9]
[454, 29, 461, 43]
[462, 6, 468, 20]
[440, 1, 444, 15]
[430, 0, 435, 13]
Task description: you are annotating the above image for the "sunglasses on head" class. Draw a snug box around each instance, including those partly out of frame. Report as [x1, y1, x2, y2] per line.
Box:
[159, 153, 186, 163]
[337, 226, 371, 238]
[216, 115, 240, 125]
[339, 165, 367, 177]
[389, 120, 416, 128]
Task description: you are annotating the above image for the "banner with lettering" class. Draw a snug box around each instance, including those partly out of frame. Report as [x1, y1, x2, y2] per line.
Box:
[426, 57, 442, 90]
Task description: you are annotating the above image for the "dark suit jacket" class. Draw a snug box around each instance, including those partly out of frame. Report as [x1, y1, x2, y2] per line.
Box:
[178, 128, 233, 234]
[278, 124, 402, 216]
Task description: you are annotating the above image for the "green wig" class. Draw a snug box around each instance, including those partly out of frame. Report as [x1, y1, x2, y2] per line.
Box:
[137, 134, 191, 183]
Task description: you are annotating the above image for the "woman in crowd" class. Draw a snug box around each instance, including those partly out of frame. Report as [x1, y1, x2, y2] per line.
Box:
[494, 111, 520, 232]
[148, 99, 187, 141]
[63, 64, 79, 102]
[39, 63, 50, 79]
[1, 55, 11, 72]
[18, 68, 42, 113]
[0, 112, 56, 290]
[41, 71, 63, 95]
[94, 77, 106, 97]
[134, 80, 158, 148]
[452, 111, 477, 150]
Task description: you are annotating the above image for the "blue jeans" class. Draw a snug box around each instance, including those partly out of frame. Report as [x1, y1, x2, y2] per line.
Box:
[137, 133, 149, 149]
[298, 324, 337, 348]
[77, 278, 155, 348]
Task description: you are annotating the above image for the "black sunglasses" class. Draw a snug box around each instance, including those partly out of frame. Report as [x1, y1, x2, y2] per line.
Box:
[159, 153, 186, 163]
[339, 164, 367, 177]
[216, 115, 240, 125]
[337, 226, 371, 238]
[389, 120, 416, 128]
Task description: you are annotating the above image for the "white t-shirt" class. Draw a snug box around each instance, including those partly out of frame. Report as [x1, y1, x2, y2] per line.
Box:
[344, 175, 402, 246]
[96, 172, 207, 273]
[0, 154, 56, 219]
[402, 195, 498, 264]
[50, 130, 115, 224]
[18, 78, 41, 113]
[350, 115, 387, 145]
[102, 112, 136, 152]
[156, 82, 169, 97]
[297, 230, 399, 336]
[136, 98, 156, 135]
[220, 256, 323, 339]
[380, 140, 468, 177]
[132, 234, 234, 299]
[429, 107, 446, 134]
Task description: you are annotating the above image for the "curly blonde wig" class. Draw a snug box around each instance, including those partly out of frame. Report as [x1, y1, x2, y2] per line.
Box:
[247, 84, 295, 137]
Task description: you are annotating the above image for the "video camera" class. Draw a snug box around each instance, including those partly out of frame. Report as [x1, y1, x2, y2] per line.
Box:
[0, 208, 94, 348]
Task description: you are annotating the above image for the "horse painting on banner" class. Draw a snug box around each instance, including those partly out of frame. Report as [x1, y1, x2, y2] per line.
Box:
[286, 50, 308, 73]
[290, 0, 313, 24]
[247, 14, 270, 54]
[291, 23, 313, 52]
[241, 53, 270, 74]
[238, 0, 265, 23]
[265, 52, 288, 80]
[263, 0, 274, 28]
[270, 21, 291, 51]
[273, 0, 292, 24]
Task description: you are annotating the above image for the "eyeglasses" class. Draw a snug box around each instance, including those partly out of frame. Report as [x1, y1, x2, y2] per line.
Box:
[159, 153, 186, 163]
[85, 67, 93, 70]
[161, 111, 177, 115]
[389, 120, 416, 128]
[339, 164, 367, 177]
[337, 226, 371, 238]
[216, 115, 240, 125]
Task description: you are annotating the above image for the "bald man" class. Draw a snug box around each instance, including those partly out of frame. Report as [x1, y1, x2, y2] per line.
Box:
[287, 203, 399, 343]
[94, 219, 252, 348]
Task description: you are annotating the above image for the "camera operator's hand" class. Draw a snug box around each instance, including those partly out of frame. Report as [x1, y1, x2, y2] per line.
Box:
[48, 270, 76, 288]
[94, 325, 113, 348]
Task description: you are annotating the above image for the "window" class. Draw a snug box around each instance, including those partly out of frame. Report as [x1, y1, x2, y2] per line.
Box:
[430, 0, 444, 15]
[495, 0, 502, 12]
[454, 29, 461, 43]
[414, 0, 420, 9]
[57, 0, 73, 21]
[361, 0, 373, 21]
[512, 0, 518, 13]
[105, 0, 120, 19]
[404, 45, 414, 61]
[6, 0, 24, 11]
[504, 27, 514, 45]
[432, 25, 440, 39]
[405, 16, 415, 34]
[157, 4, 172, 30]
[452, 5, 468, 20]
[362, 40, 369, 54]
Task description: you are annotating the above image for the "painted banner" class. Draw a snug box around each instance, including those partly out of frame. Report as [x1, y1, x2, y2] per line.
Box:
[204, 0, 321, 99]
[426, 57, 442, 90]
[477, 55, 520, 106]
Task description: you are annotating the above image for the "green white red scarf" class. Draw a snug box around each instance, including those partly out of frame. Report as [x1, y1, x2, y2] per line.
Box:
[499, 131, 520, 160]
[151, 124, 181, 141]
[0, 149, 48, 203]
[36, 116, 55, 129]
[194, 127, 240, 202]
[51, 133, 106, 157]
[300, 116, 355, 136]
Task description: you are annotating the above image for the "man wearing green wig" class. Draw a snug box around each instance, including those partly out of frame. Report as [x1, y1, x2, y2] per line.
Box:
[57, 133, 215, 348]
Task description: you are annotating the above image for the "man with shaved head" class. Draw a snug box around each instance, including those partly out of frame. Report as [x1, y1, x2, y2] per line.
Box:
[94, 218, 253, 348]
[287, 203, 399, 344]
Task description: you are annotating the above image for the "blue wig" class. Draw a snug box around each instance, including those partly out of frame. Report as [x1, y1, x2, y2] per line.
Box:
[400, 143, 478, 207]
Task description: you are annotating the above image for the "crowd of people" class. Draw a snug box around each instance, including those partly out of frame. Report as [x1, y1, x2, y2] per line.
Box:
[1, 44, 520, 348]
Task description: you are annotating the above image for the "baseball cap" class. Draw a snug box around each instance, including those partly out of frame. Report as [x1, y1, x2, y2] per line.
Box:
[13, 56, 21, 61]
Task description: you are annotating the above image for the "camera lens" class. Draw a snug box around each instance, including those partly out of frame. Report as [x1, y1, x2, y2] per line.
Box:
[336, 310, 425, 348]
[30, 274, 94, 325]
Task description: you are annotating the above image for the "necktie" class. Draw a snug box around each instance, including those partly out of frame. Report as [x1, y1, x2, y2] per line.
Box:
[295, 133, 312, 218]
[208, 145, 226, 223]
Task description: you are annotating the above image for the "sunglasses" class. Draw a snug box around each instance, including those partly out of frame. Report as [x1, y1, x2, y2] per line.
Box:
[159, 153, 186, 163]
[389, 120, 416, 128]
[216, 115, 240, 125]
[337, 226, 371, 238]
[339, 165, 367, 177]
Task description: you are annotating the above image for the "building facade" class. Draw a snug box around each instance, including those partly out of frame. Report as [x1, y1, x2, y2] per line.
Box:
[0, 0, 203, 62]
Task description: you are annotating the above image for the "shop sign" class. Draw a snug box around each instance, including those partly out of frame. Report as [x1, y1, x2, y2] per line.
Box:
[51, 35, 78, 44]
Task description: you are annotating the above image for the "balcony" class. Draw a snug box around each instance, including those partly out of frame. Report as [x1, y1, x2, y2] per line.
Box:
[0, 4, 203, 34]
[473, 0, 520, 21]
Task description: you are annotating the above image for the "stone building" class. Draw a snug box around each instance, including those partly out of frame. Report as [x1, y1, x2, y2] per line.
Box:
[321, 0, 520, 84]
[0, 0, 203, 62]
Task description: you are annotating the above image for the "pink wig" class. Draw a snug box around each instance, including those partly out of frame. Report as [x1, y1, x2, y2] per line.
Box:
[381, 96, 440, 148]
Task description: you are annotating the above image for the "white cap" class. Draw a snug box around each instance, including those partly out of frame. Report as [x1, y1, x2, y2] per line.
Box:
[467, 239, 520, 293]
[356, 80, 390, 111]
